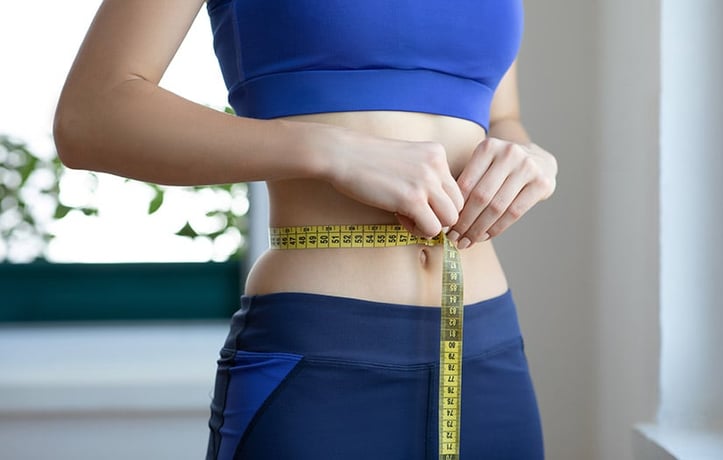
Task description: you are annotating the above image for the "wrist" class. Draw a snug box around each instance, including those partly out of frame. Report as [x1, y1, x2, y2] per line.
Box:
[271, 119, 339, 181]
[288, 119, 364, 185]
[525, 142, 558, 198]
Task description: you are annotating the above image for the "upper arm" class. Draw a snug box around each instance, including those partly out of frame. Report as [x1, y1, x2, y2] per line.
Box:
[61, 0, 206, 94]
[488, 60, 522, 126]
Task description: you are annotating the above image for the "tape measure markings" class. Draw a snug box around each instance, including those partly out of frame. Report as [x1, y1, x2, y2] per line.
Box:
[439, 234, 463, 459]
[269, 225, 443, 249]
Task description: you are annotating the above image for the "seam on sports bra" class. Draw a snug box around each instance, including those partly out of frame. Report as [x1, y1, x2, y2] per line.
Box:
[233, 66, 495, 89]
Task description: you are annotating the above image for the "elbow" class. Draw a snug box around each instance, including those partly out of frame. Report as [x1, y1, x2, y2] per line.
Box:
[53, 100, 92, 170]
[53, 77, 140, 171]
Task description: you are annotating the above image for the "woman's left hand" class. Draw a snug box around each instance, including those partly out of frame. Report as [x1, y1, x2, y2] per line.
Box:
[447, 138, 557, 249]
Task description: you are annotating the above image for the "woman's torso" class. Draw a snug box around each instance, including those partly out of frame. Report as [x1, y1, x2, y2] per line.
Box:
[245, 111, 509, 306]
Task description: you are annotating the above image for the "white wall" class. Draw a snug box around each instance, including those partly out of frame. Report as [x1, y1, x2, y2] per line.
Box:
[497, 1, 661, 459]
[497, 1, 600, 459]
[594, 1, 662, 459]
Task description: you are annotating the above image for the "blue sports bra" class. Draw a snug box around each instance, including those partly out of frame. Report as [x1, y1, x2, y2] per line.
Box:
[207, 0, 523, 131]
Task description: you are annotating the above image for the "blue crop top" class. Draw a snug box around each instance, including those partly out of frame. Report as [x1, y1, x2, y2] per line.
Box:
[206, 0, 523, 131]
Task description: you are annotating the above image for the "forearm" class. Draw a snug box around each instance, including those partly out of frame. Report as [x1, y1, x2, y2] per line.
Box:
[54, 77, 328, 186]
[487, 117, 530, 146]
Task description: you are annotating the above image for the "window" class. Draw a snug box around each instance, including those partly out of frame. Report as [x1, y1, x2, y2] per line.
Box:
[658, 0, 723, 429]
[0, 3, 242, 323]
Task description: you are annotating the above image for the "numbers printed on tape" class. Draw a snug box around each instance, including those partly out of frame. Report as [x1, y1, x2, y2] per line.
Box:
[269, 225, 443, 249]
[269, 225, 464, 460]
[439, 233, 463, 459]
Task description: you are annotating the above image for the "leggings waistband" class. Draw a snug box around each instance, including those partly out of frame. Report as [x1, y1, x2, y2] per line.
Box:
[224, 290, 522, 365]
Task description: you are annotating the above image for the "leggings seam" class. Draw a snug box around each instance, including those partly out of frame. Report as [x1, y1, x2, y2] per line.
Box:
[208, 350, 235, 460]
[299, 337, 523, 371]
[461, 337, 522, 362]
[303, 356, 433, 371]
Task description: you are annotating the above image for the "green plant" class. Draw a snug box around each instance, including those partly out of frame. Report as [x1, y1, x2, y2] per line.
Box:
[0, 135, 80, 261]
[0, 135, 248, 263]
[145, 181, 249, 260]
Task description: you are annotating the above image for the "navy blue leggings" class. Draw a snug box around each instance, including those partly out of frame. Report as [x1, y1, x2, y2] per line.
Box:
[206, 290, 544, 459]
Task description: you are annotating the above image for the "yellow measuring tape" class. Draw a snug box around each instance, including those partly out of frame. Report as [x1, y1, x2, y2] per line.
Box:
[269, 224, 464, 459]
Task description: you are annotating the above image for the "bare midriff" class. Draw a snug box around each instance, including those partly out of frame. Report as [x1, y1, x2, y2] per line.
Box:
[245, 111, 509, 306]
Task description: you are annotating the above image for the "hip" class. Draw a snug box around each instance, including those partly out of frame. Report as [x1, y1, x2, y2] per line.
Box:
[207, 290, 544, 459]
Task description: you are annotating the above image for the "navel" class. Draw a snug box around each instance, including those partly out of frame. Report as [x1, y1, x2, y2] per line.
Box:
[419, 247, 430, 268]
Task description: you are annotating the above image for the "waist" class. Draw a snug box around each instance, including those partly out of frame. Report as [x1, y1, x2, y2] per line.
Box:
[245, 111, 508, 304]
[246, 229, 508, 306]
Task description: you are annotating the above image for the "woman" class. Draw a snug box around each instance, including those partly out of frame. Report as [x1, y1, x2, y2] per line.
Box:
[55, 0, 556, 458]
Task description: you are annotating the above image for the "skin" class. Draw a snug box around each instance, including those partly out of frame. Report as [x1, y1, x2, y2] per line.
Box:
[54, 0, 558, 306]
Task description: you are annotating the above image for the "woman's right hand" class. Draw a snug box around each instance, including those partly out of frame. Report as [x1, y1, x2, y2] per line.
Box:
[314, 125, 464, 239]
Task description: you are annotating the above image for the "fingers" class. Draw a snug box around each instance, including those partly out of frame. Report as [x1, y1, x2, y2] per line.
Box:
[397, 185, 455, 239]
[457, 172, 528, 246]
[398, 143, 462, 238]
[454, 155, 511, 236]
[443, 173, 465, 213]
[328, 135, 464, 239]
[485, 184, 539, 238]
[395, 213, 416, 234]
[449, 140, 552, 248]
[456, 139, 494, 201]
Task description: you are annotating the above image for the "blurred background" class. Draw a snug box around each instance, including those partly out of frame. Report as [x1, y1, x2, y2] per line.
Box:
[1, 1, 721, 459]
[0, 2, 249, 459]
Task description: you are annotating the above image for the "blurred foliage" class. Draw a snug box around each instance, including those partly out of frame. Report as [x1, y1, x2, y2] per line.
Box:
[0, 135, 80, 261]
[0, 135, 248, 262]
[146, 180, 249, 255]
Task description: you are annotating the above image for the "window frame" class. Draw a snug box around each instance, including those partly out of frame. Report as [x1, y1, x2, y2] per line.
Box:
[0, 260, 242, 322]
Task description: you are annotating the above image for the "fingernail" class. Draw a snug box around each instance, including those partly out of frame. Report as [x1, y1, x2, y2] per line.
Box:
[482, 233, 490, 241]
[458, 237, 471, 250]
[447, 230, 460, 242]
